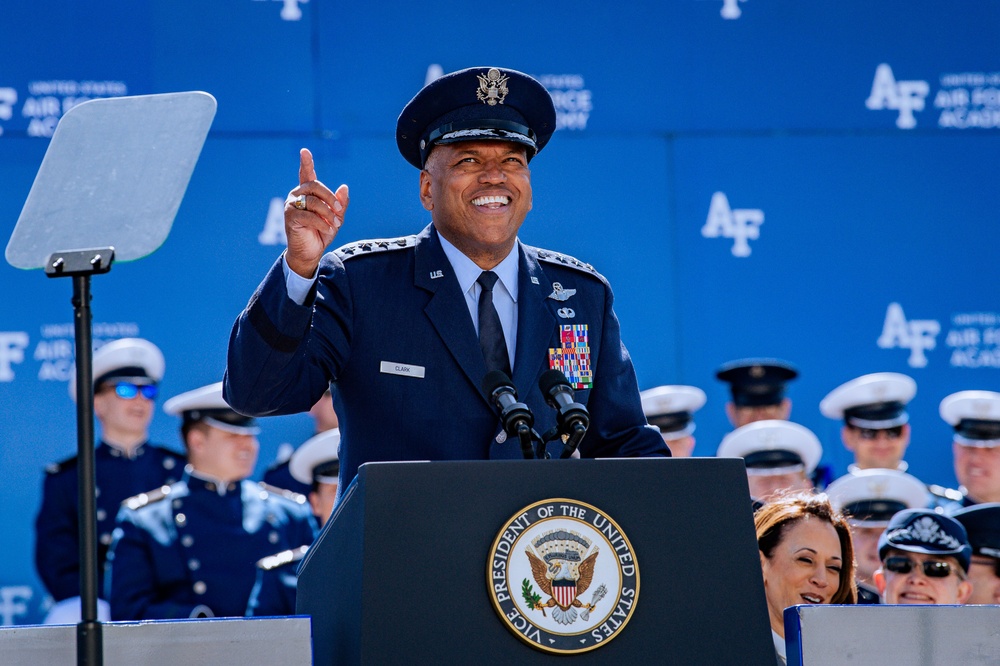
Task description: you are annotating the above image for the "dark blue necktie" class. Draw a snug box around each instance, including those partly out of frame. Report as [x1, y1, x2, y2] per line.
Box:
[477, 271, 511, 377]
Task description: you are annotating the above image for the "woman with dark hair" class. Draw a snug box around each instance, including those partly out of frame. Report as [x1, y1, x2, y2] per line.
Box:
[755, 492, 857, 664]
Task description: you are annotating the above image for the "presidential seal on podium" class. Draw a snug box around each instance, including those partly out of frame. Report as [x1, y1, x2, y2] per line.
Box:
[487, 498, 639, 654]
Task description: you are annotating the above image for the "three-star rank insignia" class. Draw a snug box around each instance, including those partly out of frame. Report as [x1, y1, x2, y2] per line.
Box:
[488, 498, 639, 655]
[549, 325, 592, 389]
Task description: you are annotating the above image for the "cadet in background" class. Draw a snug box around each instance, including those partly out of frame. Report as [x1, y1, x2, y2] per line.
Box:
[35, 338, 183, 624]
[106, 382, 316, 620]
[716, 358, 798, 429]
[640, 385, 706, 457]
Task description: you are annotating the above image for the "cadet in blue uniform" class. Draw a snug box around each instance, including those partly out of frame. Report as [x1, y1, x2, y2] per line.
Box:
[826, 468, 930, 603]
[105, 382, 316, 620]
[820, 372, 917, 475]
[246, 428, 340, 617]
[224, 66, 667, 497]
[34, 338, 184, 623]
[715, 359, 797, 429]
[640, 385, 706, 457]
[937, 390, 1000, 510]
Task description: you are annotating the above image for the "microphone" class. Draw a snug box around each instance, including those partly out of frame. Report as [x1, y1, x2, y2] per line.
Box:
[482, 371, 536, 459]
[538, 369, 589, 458]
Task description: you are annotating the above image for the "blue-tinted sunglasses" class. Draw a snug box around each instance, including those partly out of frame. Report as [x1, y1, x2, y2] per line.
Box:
[113, 382, 158, 400]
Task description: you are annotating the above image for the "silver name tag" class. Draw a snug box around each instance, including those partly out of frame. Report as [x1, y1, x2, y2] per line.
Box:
[380, 361, 425, 378]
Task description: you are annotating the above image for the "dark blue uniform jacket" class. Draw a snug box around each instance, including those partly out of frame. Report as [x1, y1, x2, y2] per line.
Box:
[224, 225, 667, 496]
[35, 441, 184, 601]
[106, 471, 316, 620]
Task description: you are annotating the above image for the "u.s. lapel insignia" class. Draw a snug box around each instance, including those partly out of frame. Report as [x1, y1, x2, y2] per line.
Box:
[547, 282, 576, 302]
[557, 307, 575, 319]
[430, 270, 444, 279]
[548, 325, 592, 389]
[477, 68, 509, 106]
[488, 498, 639, 654]
[530, 276, 540, 285]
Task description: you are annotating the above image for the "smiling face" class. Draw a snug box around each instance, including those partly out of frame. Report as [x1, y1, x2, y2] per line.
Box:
[419, 140, 532, 269]
[94, 382, 155, 448]
[759, 516, 843, 635]
[954, 443, 1000, 503]
[875, 549, 972, 605]
[187, 424, 259, 484]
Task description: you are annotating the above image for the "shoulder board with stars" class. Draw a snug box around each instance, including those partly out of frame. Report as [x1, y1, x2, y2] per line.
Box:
[257, 482, 309, 505]
[533, 248, 601, 278]
[122, 485, 173, 511]
[256, 544, 310, 571]
[334, 235, 417, 260]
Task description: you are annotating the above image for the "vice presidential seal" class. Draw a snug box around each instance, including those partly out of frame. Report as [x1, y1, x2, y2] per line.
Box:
[487, 498, 639, 654]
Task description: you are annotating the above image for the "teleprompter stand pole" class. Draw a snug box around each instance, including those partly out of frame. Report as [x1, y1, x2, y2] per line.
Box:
[46, 247, 115, 666]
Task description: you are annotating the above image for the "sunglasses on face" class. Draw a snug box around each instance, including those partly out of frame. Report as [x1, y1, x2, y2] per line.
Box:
[855, 426, 904, 440]
[883, 556, 959, 578]
[111, 382, 158, 400]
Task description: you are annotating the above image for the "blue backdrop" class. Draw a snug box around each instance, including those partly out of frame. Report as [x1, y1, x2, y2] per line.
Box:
[1, 0, 997, 623]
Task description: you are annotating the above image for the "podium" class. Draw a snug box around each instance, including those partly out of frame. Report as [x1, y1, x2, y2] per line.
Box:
[298, 458, 776, 664]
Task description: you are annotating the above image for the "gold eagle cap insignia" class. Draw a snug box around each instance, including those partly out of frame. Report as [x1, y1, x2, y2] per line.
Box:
[477, 68, 509, 106]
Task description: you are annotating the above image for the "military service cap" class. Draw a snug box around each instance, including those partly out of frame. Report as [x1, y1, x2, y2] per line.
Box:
[396, 66, 557, 169]
[640, 385, 706, 440]
[289, 428, 341, 485]
[940, 390, 1000, 447]
[717, 419, 822, 475]
[163, 381, 260, 436]
[715, 358, 798, 407]
[878, 508, 972, 572]
[953, 503, 1000, 559]
[69, 337, 165, 402]
[826, 469, 929, 527]
[820, 372, 916, 429]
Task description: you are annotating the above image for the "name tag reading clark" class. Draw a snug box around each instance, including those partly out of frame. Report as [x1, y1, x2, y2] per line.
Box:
[379, 361, 425, 379]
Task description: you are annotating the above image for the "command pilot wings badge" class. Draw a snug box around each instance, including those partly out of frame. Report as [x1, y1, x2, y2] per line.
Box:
[547, 282, 576, 301]
[488, 499, 639, 655]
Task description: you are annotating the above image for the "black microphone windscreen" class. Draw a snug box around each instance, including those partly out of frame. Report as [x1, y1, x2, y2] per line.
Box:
[482, 370, 514, 396]
[539, 369, 570, 395]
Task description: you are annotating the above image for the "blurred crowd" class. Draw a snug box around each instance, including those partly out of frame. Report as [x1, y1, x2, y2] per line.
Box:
[32, 340, 1000, 663]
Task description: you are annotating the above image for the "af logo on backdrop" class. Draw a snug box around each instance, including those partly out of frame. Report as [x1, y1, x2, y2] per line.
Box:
[701, 192, 764, 257]
[866, 64, 930, 129]
[877, 302, 940, 368]
[488, 499, 639, 654]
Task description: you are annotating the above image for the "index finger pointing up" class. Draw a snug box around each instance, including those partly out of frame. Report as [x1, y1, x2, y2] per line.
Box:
[299, 148, 317, 184]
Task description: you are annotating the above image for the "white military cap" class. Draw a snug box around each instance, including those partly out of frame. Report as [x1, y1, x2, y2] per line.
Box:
[717, 420, 823, 475]
[819, 372, 916, 429]
[163, 381, 260, 436]
[826, 468, 930, 527]
[289, 429, 341, 485]
[940, 390, 1000, 447]
[640, 385, 706, 441]
[68, 337, 165, 402]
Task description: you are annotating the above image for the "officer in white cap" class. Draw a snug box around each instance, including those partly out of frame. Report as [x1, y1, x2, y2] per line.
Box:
[640, 385, 706, 457]
[106, 382, 317, 620]
[953, 503, 1000, 604]
[820, 372, 917, 474]
[937, 390, 1000, 510]
[246, 429, 341, 617]
[717, 420, 822, 502]
[35, 337, 183, 624]
[715, 358, 798, 429]
[826, 468, 930, 603]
